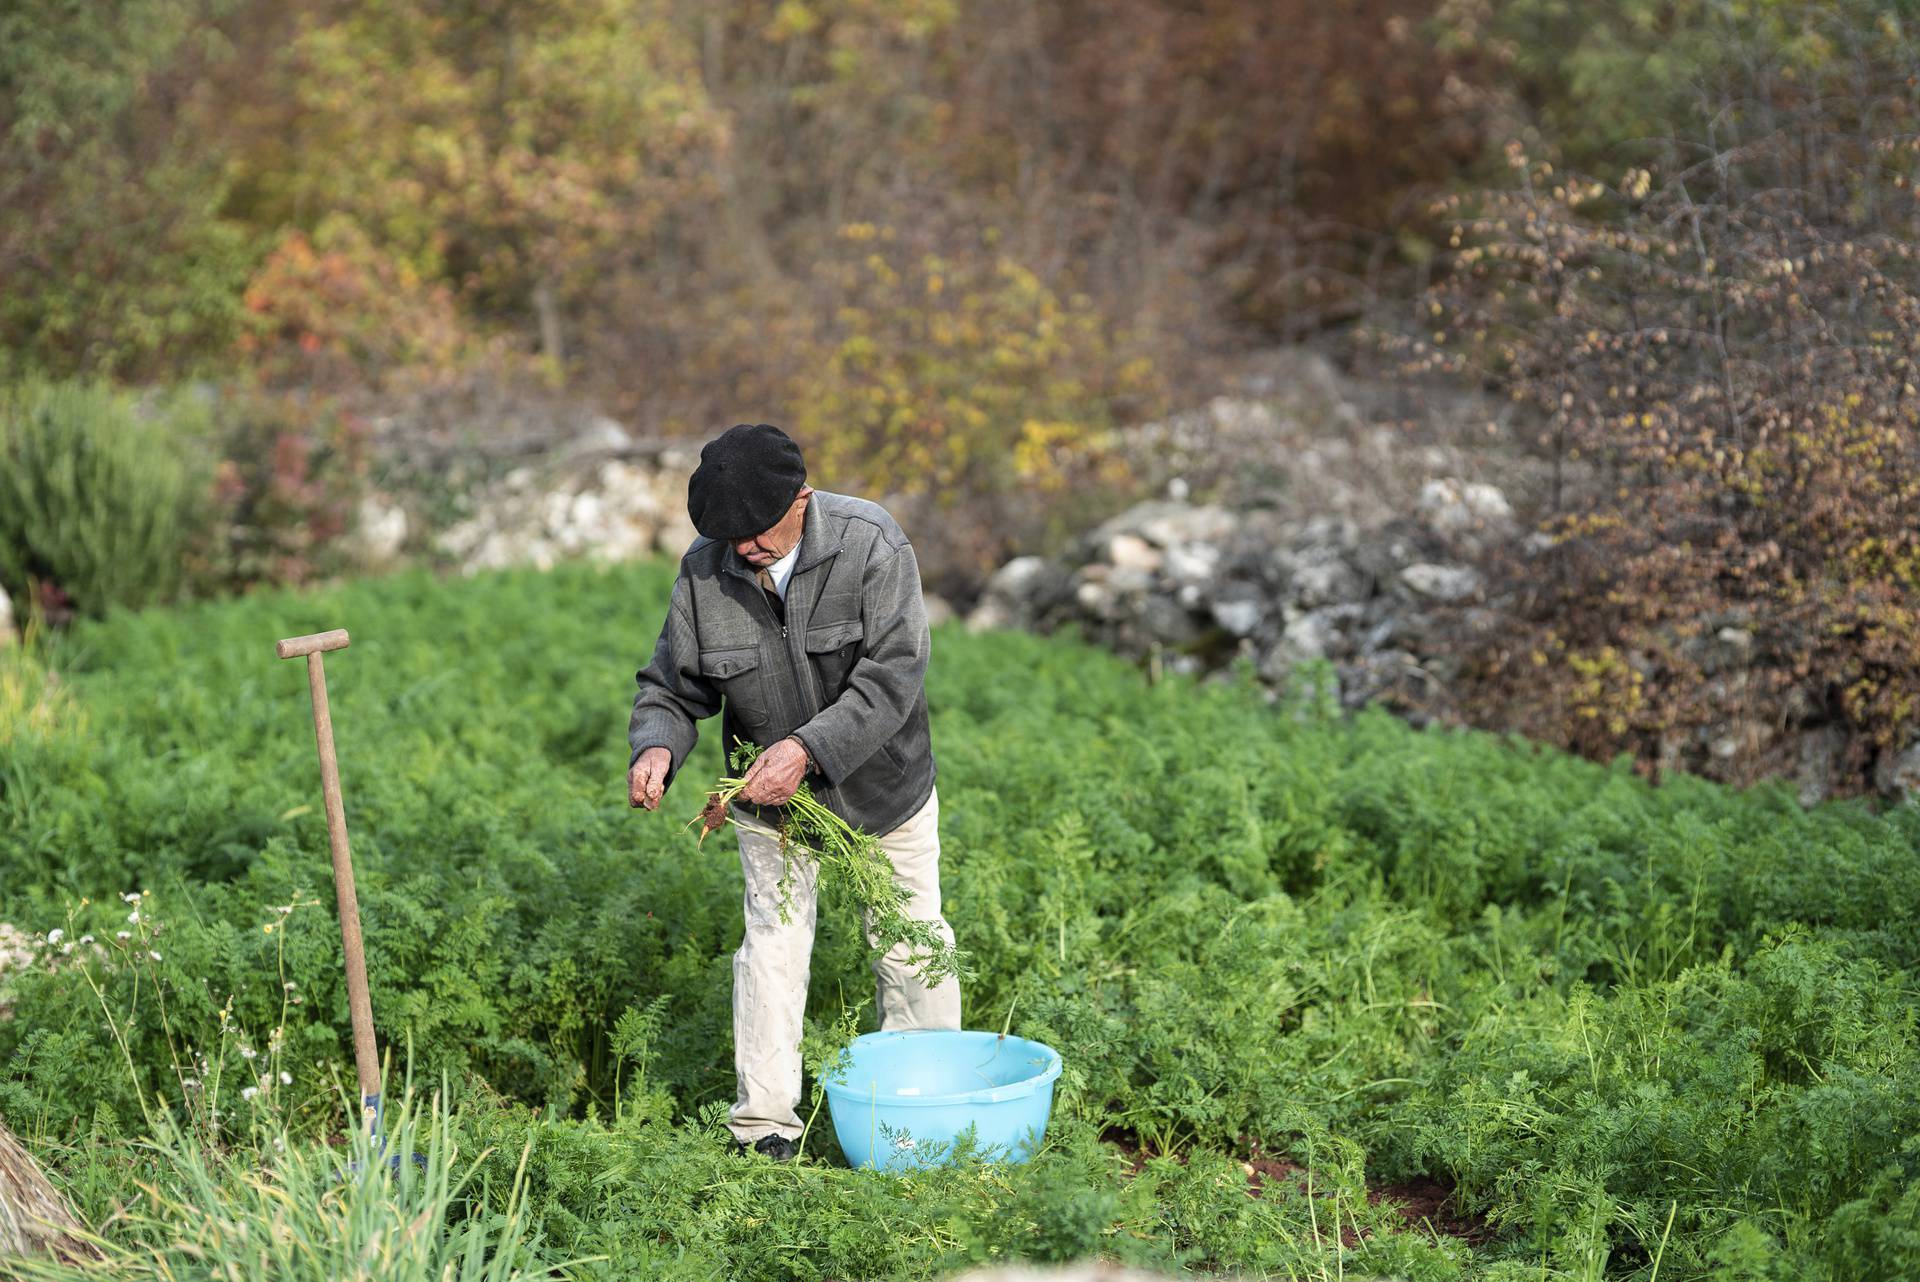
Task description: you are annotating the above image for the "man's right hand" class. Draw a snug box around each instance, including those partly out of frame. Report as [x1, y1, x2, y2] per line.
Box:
[629, 747, 673, 810]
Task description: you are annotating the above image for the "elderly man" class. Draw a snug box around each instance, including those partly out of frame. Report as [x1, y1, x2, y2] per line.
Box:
[626, 422, 962, 1161]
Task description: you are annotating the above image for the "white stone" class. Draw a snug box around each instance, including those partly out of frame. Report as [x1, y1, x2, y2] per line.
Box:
[1162, 542, 1220, 585]
[1286, 548, 1362, 607]
[1399, 562, 1482, 601]
[1210, 597, 1264, 637]
[1876, 741, 1920, 798]
[1137, 504, 1236, 548]
[350, 494, 409, 563]
[1106, 533, 1163, 575]
[569, 415, 633, 455]
[1418, 477, 1516, 543]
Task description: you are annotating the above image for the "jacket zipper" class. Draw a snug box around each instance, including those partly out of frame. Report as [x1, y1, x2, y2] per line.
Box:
[751, 576, 838, 810]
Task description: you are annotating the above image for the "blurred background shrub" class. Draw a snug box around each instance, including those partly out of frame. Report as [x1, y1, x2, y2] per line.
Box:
[0, 379, 213, 623]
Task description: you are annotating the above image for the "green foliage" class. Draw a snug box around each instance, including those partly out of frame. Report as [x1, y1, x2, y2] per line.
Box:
[14, 1081, 578, 1282]
[0, 0, 260, 382]
[694, 739, 974, 989]
[1446, 0, 1920, 166]
[0, 378, 214, 620]
[2, 559, 1918, 1277]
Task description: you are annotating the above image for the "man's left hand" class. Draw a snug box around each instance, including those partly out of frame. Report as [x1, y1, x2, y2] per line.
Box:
[738, 737, 811, 806]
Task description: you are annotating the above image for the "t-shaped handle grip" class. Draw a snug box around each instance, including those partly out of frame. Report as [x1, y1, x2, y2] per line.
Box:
[276, 629, 350, 659]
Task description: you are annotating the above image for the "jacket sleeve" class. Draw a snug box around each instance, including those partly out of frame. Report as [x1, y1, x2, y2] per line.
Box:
[791, 539, 929, 785]
[627, 576, 720, 789]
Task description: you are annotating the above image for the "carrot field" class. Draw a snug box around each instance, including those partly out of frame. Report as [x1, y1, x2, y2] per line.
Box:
[2, 559, 1917, 1280]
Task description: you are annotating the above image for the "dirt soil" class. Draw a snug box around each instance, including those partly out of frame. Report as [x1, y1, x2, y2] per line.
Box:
[1101, 1127, 1494, 1248]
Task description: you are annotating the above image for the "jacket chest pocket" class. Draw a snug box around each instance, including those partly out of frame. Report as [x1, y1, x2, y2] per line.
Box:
[804, 619, 864, 699]
[699, 646, 770, 726]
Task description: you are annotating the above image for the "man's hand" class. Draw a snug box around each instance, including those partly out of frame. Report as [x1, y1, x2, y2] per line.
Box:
[628, 746, 673, 810]
[738, 737, 811, 806]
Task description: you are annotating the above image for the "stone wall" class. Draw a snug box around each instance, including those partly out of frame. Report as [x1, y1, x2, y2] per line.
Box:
[965, 475, 1515, 733]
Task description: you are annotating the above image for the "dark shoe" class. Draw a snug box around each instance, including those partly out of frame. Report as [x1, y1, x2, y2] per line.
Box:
[732, 1133, 800, 1161]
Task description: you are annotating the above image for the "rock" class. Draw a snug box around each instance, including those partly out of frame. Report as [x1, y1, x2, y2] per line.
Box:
[1209, 589, 1266, 638]
[1104, 564, 1156, 597]
[1137, 595, 1204, 648]
[967, 556, 1067, 632]
[347, 494, 410, 564]
[1340, 648, 1437, 714]
[1795, 726, 1847, 807]
[565, 415, 634, 456]
[1106, 533, 1163, 574]
[1297, 513, 1361, 553]
[1162, 542, 1220, 585]
[1399, 562, 1482, 602]
[1260, 605, 1363, 681]
[1073, 578, 1119, 618]
[1418, 477, 1516, 548]
[922, 594, 955, 628]
[1874, 740, 1920, 798]
[1099, 501, 1236, 550]
[1283, 546, 1363, 607]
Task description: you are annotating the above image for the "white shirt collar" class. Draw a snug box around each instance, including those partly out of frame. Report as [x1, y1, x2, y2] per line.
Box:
[763, 542, 800, 599]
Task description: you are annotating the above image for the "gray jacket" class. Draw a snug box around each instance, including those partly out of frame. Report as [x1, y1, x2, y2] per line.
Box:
[627, 489, 936, 836]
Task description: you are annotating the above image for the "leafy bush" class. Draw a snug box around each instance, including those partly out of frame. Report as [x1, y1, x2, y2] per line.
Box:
[184, 383, 376, 593]
[0, 378, 214, 622]
[1384, 6, 1920, 793]
[788, 226, 1166, 585]
[3, 560, 1918, 1277]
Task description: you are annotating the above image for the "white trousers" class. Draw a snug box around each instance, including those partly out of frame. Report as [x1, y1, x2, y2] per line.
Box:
[728, 786, 962, 1144]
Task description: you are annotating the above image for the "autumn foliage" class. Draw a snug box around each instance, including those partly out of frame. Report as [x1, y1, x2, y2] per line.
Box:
[1390, 12, 1920, 792]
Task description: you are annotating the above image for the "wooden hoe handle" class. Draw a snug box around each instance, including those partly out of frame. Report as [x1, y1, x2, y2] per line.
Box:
[275, 627, 384, 1128]
[275, 629, 350, 659]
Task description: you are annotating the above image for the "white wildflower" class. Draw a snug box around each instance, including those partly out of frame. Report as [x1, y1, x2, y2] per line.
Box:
[46, 928, 63, 944]
[149, 950, 162, 962]
[240, 1046, 256, 1060]
[122, 892, 141, 904]
[279, 1071, 292, 1085]
[241, 1086, 258, 1101]
[78, 935, 94, 945]
[127, 910, 140, 923]
[116, 931, 131, 941]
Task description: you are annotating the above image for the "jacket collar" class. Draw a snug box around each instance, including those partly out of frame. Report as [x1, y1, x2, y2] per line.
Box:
[721, 492, 840, 584]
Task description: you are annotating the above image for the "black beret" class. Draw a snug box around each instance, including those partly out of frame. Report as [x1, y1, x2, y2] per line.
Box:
[687, 422, 808, 541]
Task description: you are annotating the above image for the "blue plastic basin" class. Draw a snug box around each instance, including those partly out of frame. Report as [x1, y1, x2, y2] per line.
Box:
[821, 1029, 1063, 1171]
